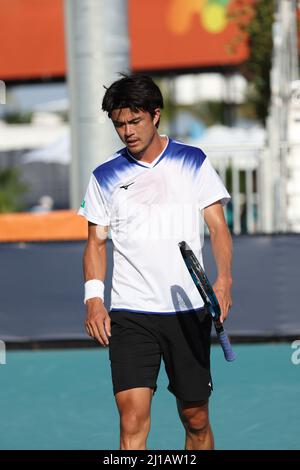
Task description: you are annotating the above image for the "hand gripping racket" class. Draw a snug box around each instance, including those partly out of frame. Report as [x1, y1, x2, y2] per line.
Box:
[179, 241, 236, 362]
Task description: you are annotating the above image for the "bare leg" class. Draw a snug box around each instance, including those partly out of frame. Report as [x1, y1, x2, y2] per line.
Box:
[115, 387, 154, 450]
[177, 399, 214, 450]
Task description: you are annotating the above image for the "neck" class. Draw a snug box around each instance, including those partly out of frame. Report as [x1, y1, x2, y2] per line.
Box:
[132, 134, 167, 164]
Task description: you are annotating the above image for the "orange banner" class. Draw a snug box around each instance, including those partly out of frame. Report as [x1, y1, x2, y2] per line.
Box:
[129, 0, 251, 71]
[0, 210, 87, 243]
[0, 0, 252, 80]
[0, 0, 65, 80]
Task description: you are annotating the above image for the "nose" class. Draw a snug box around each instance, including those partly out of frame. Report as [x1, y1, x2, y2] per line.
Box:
[124, 123, 134, 138]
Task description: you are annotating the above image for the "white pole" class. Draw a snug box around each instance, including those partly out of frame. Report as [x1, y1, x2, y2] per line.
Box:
[232, 162, 241, 235]
[267, 0, 299, 231]
[260, 138, 274, 234]
[64, 0, 129, 209]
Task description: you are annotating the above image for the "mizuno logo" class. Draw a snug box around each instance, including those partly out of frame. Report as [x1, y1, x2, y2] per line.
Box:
[120, 182, 135, 190]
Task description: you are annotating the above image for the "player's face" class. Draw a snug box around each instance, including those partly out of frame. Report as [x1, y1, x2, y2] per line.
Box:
[111, 107, 160, 156]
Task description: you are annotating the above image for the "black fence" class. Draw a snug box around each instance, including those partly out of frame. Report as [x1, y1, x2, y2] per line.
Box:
[0, 235, 299, 345]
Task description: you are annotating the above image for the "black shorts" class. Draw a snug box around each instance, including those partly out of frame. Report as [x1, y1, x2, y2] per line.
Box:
[109, 309, 212, 402]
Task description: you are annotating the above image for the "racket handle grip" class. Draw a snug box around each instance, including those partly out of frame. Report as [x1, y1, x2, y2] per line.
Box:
[217, 329, 236, 362]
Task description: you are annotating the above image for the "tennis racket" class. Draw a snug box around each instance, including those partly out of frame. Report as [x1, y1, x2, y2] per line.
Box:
[179, 241, 236, 362]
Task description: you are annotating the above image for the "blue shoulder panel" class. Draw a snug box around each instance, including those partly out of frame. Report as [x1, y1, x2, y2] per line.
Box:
[93, 148, 134, 198]
[166, 140, 206, 175]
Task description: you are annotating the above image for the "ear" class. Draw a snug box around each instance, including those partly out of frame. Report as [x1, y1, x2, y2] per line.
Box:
[152, 108, 161, 126]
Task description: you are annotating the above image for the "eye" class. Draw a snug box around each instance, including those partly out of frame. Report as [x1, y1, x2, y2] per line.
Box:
[114, 122, 123, 128]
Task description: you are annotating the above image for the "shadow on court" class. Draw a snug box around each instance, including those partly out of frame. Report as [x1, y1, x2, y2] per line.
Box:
[0, 343, 299, 450]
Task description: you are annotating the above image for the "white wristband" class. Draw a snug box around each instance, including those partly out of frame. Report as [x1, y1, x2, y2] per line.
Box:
[84, 279, 104, 304]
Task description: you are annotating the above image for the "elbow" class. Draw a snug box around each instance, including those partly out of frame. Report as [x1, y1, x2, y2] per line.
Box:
[209, 223, 230, 240]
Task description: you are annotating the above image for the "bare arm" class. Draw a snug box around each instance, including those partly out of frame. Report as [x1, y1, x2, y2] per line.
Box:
[83, 222, 111, 346]
[204, 201, 233, 322]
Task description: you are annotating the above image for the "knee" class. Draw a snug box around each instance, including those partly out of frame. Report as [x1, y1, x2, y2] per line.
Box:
[181, 410, 210, 437]
[186, 418, 209, 437]
[120, 410, 149, 436]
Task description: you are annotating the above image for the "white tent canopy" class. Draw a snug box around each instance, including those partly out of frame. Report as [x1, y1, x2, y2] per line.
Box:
[190, 124, 265, 148]
[22, 132, 70, 164]
[0, 119, 68, 152]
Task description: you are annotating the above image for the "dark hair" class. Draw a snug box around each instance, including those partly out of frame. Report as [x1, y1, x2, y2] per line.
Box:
[102, 74, 164, 124]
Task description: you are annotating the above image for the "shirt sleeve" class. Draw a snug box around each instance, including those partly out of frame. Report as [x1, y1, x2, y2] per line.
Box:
[196, 156, 231, 210]
[77, 174, 110, 226]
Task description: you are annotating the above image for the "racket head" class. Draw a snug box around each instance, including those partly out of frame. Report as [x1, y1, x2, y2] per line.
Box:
[179, 241, 236, 362]
[179, 241, 221, 320]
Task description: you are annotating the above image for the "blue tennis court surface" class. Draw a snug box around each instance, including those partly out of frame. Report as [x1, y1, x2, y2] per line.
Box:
[0, 343, 299, 450]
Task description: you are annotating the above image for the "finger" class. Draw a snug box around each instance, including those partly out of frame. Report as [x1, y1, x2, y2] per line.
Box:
[214, 291, 225, 320]
[220, 310, 227, 323]
[219, 299, 228, 323]
[221, 298, 231, 322]
[215, 289, 231, 321]
[85, 323, 93, 338]
[104, 316, 111, 338]
[89, 323, 106, 346]
[94, 321, 110, 346]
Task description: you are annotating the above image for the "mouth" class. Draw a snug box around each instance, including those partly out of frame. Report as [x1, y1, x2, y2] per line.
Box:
[126, 139, 139, 147]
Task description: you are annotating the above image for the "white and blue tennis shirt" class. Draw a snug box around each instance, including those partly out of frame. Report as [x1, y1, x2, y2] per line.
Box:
[78, 137, 230, 314]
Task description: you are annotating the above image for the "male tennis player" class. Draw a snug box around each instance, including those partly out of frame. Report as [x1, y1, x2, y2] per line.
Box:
[78, 74, 233, 450]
